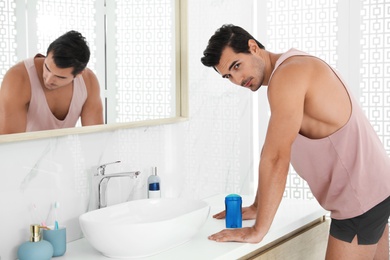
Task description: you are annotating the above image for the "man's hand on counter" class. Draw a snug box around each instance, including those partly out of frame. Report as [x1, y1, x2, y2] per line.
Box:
[209, 204, 263, 243]
[208, 226, 263, 243]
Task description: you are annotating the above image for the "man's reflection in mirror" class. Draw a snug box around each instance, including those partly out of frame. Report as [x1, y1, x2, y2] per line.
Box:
[0, 30, 103, 134]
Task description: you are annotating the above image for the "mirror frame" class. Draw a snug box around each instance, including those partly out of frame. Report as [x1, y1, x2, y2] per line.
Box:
[0, 0, 188, 144]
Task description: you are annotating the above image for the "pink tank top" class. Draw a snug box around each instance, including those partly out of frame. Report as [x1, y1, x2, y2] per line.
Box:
[272, 49, 390, 219]
[24, 55, 87, 131]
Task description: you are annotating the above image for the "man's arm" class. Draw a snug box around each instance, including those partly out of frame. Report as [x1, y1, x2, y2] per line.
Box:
[80, 68, 104, 126]
[208, 61, 309, 243]
[0, 64, 31, 134]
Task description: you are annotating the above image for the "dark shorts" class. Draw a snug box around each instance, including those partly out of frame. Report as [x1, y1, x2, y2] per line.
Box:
[330, 196, 390, 245]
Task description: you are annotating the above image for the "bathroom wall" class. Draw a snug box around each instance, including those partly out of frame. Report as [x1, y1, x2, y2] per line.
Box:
[2, 0, 389, 259]
[0, 0, 255, 259]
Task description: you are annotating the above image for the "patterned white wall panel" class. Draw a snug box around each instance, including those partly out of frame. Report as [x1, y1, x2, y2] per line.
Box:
[267, 0, 338, 66]
[0, 0, 17, 83]
[360, 0, 390, 152]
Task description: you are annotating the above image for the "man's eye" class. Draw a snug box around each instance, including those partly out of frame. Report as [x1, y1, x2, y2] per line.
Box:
[225, 75, 230, 79]
[234, 63, 240, 69]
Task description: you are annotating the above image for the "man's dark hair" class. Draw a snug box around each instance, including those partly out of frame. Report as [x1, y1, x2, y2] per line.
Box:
[201, 24, 265, 68]
[46, 30, 90, 76]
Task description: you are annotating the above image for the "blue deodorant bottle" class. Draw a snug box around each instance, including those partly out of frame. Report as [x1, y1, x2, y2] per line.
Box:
[225, 194, 242, 228]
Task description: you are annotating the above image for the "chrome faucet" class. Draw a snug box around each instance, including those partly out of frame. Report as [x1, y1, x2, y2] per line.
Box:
[90, 161, 141, 210]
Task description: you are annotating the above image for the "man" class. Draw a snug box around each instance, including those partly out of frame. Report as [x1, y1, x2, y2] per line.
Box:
[0, 30, 103, 134]
[201, 24, 390, 259]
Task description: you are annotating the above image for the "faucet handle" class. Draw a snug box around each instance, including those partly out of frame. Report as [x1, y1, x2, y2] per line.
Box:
[97, 161, 121, 175]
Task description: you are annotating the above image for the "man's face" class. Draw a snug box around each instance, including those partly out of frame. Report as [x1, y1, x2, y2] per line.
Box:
[42, 52, 76, 90]
[214, 45, 265, 92]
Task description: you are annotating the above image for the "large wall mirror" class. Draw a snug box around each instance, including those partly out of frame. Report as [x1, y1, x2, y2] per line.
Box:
[0, 0, 188, 143]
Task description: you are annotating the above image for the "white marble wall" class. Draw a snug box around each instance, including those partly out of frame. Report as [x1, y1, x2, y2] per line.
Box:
[0, 1, 255, 259]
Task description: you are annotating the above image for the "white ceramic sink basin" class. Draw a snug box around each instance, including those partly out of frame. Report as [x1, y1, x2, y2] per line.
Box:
[79, 198, 210, 258]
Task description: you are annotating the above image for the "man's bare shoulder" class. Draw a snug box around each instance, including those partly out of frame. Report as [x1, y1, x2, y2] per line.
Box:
[1, 62, 30, 92]
[266, 55, 325, 113]
[269, 56, 313, 87]
[81, 68, 99, 88]
[0, 61, 31, 107]
[269, 55, 328, 91]
[8, 60, 27, 72]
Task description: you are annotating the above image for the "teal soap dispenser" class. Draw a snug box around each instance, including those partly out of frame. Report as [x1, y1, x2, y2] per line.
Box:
[18, 224, 54, 260]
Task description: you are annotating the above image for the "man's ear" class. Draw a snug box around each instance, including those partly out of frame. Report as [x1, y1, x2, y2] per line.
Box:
[248, 39, 259, 54]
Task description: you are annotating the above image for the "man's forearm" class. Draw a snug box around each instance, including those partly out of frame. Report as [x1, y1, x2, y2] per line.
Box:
[253, 158, 289, 237]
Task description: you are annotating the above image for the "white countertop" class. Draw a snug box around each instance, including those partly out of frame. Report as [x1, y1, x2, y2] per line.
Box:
[59, 194, 327, 260]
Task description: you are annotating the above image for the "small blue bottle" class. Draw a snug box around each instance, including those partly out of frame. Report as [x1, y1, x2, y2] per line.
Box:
[18, 224, 54, 260]
[148, 167, 161, 199]
[225, 194, 242, 228]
